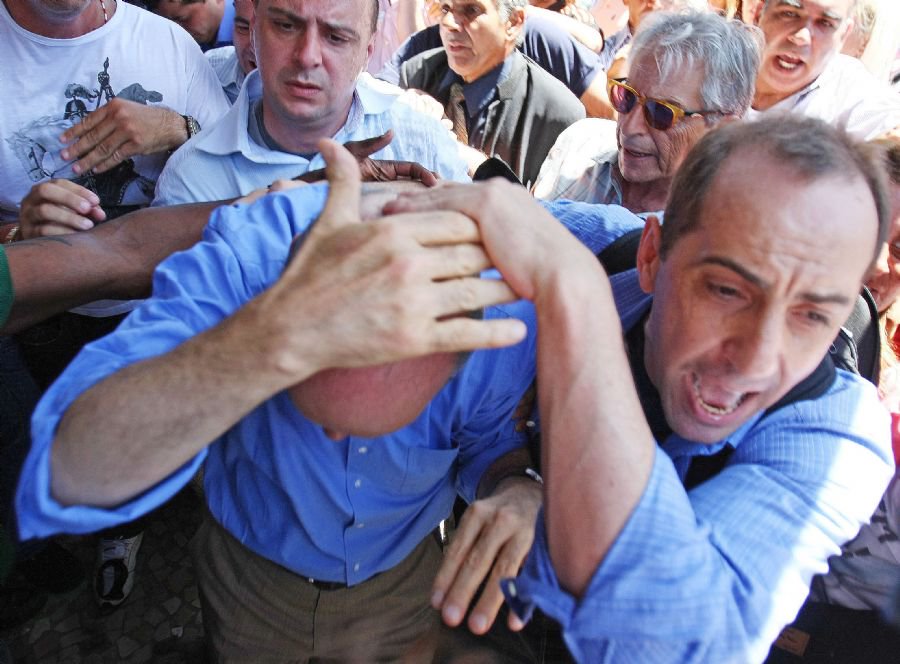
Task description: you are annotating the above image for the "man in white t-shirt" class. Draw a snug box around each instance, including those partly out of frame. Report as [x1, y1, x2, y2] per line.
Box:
[0, 0, 229, 610]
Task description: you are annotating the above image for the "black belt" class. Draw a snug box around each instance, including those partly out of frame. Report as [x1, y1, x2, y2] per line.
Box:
[302, 525, 446, 592]
[305, 577, 347, 591]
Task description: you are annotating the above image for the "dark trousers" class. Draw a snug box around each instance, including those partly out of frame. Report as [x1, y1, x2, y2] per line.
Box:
[766, 600, 900, 664]
[191, 513, 443, 663]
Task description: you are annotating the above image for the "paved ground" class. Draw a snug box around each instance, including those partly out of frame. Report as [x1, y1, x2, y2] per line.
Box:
[1, 487, 207, 664]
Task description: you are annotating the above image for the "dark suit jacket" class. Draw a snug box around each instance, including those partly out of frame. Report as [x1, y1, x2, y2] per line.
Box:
[400, 48, 585, 188]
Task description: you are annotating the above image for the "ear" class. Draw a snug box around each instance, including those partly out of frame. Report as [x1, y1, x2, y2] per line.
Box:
[836, 16, 855, 50]
[506, 7, 525, 42]
[753, 0, 765, 25]
[636, 215, 662, 295]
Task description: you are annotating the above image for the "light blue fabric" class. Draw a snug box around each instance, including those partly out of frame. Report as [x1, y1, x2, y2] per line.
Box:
[153, 72, 470, 206]
[213, 0, 234, 48]
[503, 233, 895, 662]
[17, 184, 577, 585]
[204, 45, 244, 105]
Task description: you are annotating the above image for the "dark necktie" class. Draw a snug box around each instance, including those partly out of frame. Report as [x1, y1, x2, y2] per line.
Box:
[447, 82, 469, 145]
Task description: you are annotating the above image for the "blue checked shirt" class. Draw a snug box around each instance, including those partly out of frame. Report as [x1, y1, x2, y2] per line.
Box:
[502, 205, 895, 663]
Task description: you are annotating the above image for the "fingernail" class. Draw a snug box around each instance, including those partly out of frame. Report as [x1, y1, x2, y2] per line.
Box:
[471, 614, 487, 633]
[78, 200, 91, 213]
[72, 163, 82, 175]
[430, 590, 444, 609]
[443, 605, 461, 625]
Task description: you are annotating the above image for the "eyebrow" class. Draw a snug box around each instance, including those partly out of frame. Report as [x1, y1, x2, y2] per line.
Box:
[700, 256, 853, 306]
[265, 7, 360, 37]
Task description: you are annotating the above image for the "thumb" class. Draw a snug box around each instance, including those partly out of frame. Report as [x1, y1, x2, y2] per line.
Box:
[314, 138, 363, 231]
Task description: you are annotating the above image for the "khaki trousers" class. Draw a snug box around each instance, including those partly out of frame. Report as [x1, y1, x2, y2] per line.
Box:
[191, 514, 442, 663]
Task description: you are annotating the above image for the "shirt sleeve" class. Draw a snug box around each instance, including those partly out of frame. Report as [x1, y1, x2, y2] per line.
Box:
[453, 301, 538, 502]
[504, 374, 894, 663]
[15, 189, 326, 540]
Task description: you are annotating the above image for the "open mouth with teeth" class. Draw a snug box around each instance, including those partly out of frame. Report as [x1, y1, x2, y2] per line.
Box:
[774, 54, 804, 71]
[692, 373, 751, 417]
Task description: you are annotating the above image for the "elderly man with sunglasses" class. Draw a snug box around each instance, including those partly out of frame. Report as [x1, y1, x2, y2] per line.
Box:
[532, 10, 762, 213]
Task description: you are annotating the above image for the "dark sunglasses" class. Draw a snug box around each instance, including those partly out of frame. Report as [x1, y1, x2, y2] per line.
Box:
[607, 79, 715, 131]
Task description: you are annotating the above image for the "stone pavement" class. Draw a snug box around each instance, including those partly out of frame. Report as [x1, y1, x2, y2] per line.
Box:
[1, 486, 207, 664]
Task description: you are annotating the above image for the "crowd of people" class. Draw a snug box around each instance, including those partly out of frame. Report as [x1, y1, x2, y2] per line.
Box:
[1, 0, 900, 662]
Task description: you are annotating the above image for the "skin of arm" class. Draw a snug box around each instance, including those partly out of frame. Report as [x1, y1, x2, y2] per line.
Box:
[49, 141, 526, 508]
[3, 202, 217, 334]
[386, 179, 657, 596]
[579, 71, 616, 119]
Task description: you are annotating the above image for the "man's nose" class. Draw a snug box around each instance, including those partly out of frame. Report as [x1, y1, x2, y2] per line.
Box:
[440, 9, 460, 31]
[869, 244, 891, 282]
[724, 314, 782, 385]
[617, 98, 648, 134]
[293, 31, 322, 68]
[788, 23, 812, 46]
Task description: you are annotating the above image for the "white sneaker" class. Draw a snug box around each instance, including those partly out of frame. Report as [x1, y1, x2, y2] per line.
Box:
[94, 532, 144, 609]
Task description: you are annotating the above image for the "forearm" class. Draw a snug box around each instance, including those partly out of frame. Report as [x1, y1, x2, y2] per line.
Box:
[580, 73, 615, 120]
[2, 202, 219, 334]
[536, 263, 654, 596]
[50, 295, 315, 508]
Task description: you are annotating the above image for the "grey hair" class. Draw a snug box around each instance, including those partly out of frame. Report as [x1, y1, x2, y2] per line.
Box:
[630, 10, 764, 117]
[495, 0, 526, 45]
[496, 0, 526, 21]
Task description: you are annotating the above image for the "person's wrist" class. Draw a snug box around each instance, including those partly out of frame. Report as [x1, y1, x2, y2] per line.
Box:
[3, 224, 20, 244]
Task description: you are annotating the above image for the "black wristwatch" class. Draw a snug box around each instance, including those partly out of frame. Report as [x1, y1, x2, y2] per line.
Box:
[182, 114, 201, 140]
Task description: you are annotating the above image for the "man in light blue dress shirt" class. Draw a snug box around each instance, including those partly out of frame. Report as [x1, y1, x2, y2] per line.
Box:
[153, 0, 469, 208]
[387, 115, 896, 662]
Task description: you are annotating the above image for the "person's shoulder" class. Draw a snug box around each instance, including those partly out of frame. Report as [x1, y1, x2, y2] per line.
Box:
[520, 54, 585, 117]
[205, 184, 330, 260]
[746, 368, 892, 463]
[542, 200, 643, 254]
[118, 2, 194, 42]
[401, 46, 449, 83]
[554, 117, 617, 151]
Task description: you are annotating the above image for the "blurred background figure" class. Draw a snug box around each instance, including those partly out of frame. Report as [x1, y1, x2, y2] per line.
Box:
[149, 0, 235, 50]
[841, 0, 900, 84]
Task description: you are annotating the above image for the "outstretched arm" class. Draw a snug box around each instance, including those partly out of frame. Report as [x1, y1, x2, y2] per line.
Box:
[2, 201, 219, 334]
[387, 181, 656, 596]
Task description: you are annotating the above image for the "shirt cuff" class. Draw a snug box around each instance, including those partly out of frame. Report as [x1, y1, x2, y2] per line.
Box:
[503, 448, 705, 641]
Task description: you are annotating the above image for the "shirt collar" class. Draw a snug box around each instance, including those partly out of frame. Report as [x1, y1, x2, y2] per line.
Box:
[439, 56, 513, 119]
[194, 71, 395, 161]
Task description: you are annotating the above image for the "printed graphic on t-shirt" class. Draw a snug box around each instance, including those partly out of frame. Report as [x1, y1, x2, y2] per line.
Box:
[5, 57, 160, 220]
